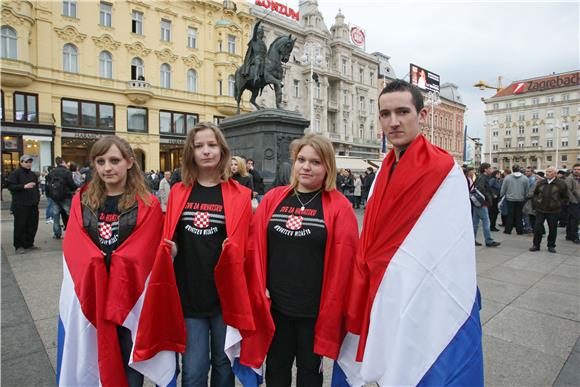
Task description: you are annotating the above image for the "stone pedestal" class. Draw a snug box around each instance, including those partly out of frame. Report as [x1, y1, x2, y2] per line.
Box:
[220, 109, 309, 183]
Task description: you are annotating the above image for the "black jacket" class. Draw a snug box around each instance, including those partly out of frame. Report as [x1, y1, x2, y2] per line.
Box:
[474, 173, 493, 206]
[7, 167, 40, 206]
[232, 173, 254, 198]
[532, 178, 569, 214]
[46, 165, 77, 201]
[82, 200, 138, 253]
[362, 172, 375, 192]
[249, 169, 265, 195]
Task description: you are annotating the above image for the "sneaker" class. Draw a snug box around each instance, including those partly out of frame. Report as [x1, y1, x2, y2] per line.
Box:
[529, 245, 540, 252]
[486, 241, 501, 247]
[15, 248, 26, 254]
[490, 227, 500, 232]
[548, 247, 557, 253]
[46, 218, 54, 224]
[475, 241, 482, 246]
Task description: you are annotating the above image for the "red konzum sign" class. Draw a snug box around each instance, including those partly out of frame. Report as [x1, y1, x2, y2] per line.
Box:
[255, 0, 300, 21]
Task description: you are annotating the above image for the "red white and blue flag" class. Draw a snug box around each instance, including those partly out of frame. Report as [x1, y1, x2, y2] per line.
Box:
[333, 134, 483, 386]
[57, 193, 185, 386]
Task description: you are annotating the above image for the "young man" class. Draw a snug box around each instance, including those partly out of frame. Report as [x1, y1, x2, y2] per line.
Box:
[246, 158, 265, 203]
[46, 156, 77, 239]
[336, 80, 483, 386]
[8, 155, 40, 253]
[472, 163, 501, 247]
[500, 164, 529, 235]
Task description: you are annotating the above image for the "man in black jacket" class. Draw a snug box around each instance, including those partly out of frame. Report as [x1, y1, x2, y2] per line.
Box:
[362, 167, 375, 206]
[472, 163, 500, 247]
[8, 155, 40, 253]
[246, 158, 265, 202]
[46, 156, 77, 239]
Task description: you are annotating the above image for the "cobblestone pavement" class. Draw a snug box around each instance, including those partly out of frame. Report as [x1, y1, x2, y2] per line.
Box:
[1, 195, 578, 386]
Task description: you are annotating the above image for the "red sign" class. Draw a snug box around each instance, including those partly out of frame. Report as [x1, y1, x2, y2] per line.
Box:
[255, 0, 300, 21]
[350, 26, 365, 47]
[513, 82, 525, 94]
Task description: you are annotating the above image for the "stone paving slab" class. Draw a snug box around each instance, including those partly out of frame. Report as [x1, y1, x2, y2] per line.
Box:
[534, 273, 580, 297]
[551, 263, 580, 279]
[512, 287, 579, 322]
[502, 253, 567, 274]
[479, 299, 506, 325]
[479, 264, 546, 286]
[484, 306, 579, 360]
[477, 276, 530, 305]
[553, 349, 580, 387]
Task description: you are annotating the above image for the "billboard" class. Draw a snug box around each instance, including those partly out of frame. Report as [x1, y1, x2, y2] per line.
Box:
[410, 63, 440, 93]
[350, 25, 365, 47]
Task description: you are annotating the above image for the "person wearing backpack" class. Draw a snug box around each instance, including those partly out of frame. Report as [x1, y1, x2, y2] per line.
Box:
[472, 163, 500, 248]
[46, 156, 77, 239]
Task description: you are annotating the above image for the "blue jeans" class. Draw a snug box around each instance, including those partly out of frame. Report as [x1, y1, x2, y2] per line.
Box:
[181, 314, 234, 387]
[45, 197, 54, 219]
[472, 206, 495, 245]
[52, 198, 71, 237]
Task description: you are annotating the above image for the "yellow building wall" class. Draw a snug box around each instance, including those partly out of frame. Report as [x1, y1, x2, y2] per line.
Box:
[1, 0, 254, 171]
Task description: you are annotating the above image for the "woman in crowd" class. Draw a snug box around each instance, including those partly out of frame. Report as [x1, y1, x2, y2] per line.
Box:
[246, 134, 359, 387]
[163, 123, 254, 387]
[230, 155, 254, 193]
[58, 135, 164, 386]
[353, 173, 362, 209]
[69, 161, 84, 187]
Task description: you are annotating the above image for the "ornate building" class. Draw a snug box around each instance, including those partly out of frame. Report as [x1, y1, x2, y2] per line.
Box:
[483, 71, 580, 170]
[1, 0, 254, 174]
[249, 0, 383, 159]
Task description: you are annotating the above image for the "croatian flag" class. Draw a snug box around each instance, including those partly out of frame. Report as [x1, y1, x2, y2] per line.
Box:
[57, 194, 184, 386]
[333, 134, 484, 386]
[225, 327, 263, 387]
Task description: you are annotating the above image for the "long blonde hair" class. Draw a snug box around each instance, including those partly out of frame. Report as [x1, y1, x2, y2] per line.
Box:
[82, 135, 151, 211]
[231, 156, 249, 177]
[290, 134, 337, 191]
[181, 122, 231, 186]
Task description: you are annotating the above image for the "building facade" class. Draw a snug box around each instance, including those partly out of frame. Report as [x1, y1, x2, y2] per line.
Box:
[1, 0, 254, 175]
[483, 71, 580, 170]
[249, 0, 383, 159]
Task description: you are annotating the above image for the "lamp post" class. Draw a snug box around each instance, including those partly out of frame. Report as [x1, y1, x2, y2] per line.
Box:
[300, 42, 322, 132]
[426, 91, 440, 142]
[473, 78, 503, 168]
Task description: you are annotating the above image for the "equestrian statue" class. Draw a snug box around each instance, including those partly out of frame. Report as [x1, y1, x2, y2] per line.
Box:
[235, 21, 296, 114]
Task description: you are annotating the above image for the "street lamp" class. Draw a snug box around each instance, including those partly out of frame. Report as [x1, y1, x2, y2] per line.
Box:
[426, 91, 440, 142]
[300, 42, 323, 132]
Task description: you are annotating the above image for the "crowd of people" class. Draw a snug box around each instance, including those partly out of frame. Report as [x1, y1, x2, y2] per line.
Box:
[465, 163, 580, 253]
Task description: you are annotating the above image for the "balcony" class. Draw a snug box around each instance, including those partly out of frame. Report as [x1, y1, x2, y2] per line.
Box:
[1, 59, 35, 87]
[328, 99, 338, 112]
[124, 80, 153, 104]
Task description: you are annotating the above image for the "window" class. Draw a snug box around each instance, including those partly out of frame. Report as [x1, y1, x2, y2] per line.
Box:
[547, 111, 554, 118]
[187, 27, 197, 48]
[531, 140, 538, 147]
[217, 79, 223, 96]
[343, 89, 348, 105]
[562, 107, 570, 116]
[315, 83, 321, 99]
[562, 124, 569, 131]
[532, 97, 539, 105]
[369, 99, 375, 114]
[187, 69, 197, 92]
[547, 156, 552, 162]
[63, 0, 77, 17]
[518, 114, 525, 121]
[506, 102, 512, 109]
[518, 126, 525, 135]
[1, 26, 17, 59]
[532, 127, 538, 134]
[131, 57, 144, 80]
[99, 51, 112, 79]
[61, 98, 114, 129]
[359, 96, 365, 111]
[127, 107, 147, 132]
[228, 75, 235, 97]
[161, 19, 171, 42]
[561, 155, 567, 162]
[159, 110, 197, 134]
[562, 94, 570, 101]
[547, 96, 554, 103]
[562, 139, 568, 148]
[518, 142, 524, 149]
[14, 92, 38, 122]
[493, 103, 499, 110]
[492, 144, 498, 151]
[341, 58, 347, 75]
[505, 114, 511, 122]
[506, 129, 511, 136]
[227, 35, 236, 54]
[99, 2, 112, 27]
[505, 140, 511, 148]
[160, 63, 171, 88]
[293, 80, 299, 98]
[369, 72, 374, 86]
[132, 11, 143, 35]
[213, 116, 224, 125]
[547, 139, 553, 148]
[532, 112, 539, 120]
[186, 113, 198, 131]
[493, 131, 498, 137]
[218, 40, 223, 52]
[315, 117, 320, 132]
[0, 90, 3, 121]
[359, 69, 364, 83]
[63, 43, 78, 73]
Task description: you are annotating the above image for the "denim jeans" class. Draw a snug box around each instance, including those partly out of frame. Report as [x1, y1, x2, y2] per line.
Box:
[51, 198, 71, 238]
[45, 197, 54, 219]
[472, 206, 494, 245]
[181, 314, 234, 387]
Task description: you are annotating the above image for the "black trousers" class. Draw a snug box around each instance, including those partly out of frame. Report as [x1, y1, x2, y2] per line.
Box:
[489, 197, 499, 228]
[266, 309, 322, 387]
[13, 204, 39, 249]
[117, 325, 144, 387]
[566, 202, 580, 240]
[505, 200, 525, 234]
[533, 212, 559, 248]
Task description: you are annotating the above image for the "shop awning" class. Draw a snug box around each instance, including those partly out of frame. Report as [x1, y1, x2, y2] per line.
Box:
[335, 156, 373, 172]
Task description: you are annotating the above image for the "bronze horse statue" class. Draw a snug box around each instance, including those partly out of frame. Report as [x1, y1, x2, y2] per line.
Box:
[235, 35, 296, 114]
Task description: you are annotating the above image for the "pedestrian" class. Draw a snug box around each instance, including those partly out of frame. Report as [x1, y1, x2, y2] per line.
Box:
[472, 163, 500, 247]
[500, 164, 528, 235]
[354, 174, 362, 209]
[341, 169, 355, 206]
[361, 167, 375, 207]
[244, 133, 358, 387]
[69, 162, 84, 187]
[246, 158, 265, 203]
[157, 170, 171, 213]
[336, 80, 483, 386]
[46, 156, 77, 239]
[57, 135, 177, 386]
[488, 170, 501, 231]
[564, 163, 580, 243]
[522, 166, 536, 232]
[272, 140, 299, 188]
[39, 171, 47, 196]
[557, 169, 570, 227]
[45, 166, 54, 224]
[7, 154, 40, 254]
[529, 166, 569, 253]
[163, 122, 255, 387]
[231, 155, 254, 195]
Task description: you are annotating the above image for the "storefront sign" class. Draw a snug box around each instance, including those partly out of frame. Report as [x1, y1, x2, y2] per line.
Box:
[255, 0, 299, 21]
[160, 137, 186, 145]
[527, 72, 579, 93]
[62, 131, 101, 140]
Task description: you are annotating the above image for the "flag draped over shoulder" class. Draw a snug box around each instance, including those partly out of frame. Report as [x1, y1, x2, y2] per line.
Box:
[334, 134, 484, 386]
[57, 191, 183, 386]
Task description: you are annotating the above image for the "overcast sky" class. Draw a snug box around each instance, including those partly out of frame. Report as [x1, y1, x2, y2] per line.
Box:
[283, 0, 579, 140]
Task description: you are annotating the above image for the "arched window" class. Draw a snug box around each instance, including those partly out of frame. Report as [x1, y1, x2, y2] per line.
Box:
[160, 63, 171, 88]
[187, 69, 197, 92]
[1, 26, 17, 59]
[131, 57, 144, 80]
[99, 51, 112, 79]
[228, 75, 235, 97]
[63, 43, 78, 73]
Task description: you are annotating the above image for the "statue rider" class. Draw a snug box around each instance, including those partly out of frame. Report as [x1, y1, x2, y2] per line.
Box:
[242, 21, 267, 84]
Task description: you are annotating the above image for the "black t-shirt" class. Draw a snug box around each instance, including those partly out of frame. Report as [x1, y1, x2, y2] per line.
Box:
[174, 183, 227, 318]
[267, 190, 327, 317]
[98, 195, 121, 272]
